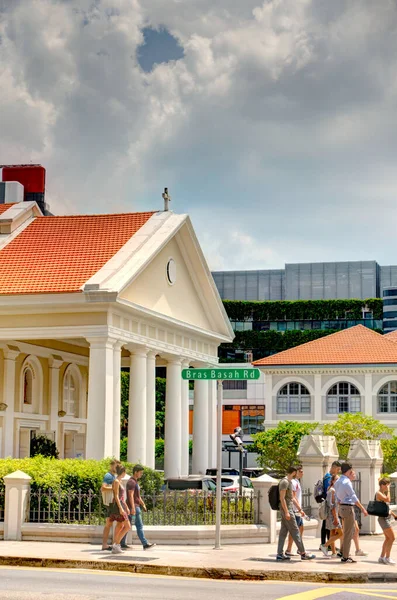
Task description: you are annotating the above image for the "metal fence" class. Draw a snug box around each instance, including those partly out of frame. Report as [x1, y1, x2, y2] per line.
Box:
[28, 488, 259, 526]
[391, 482, 396, 505]
[0, 490, 4, 522]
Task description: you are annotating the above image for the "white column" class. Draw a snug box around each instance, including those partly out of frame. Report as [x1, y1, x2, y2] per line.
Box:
[164, 358, 182, 478]
[192, 379, 209, 475]
[364, 373, 373, 416]
[207, 380, 217, 469]
[146, 351, 157, 469]
[127, 348, 148, 464]
[180, 360, 190, 476]
[48, 355, 63, 450]
[112, 342, 123, 460]
[314, 374, 322, 422]
[264, 373, 273, 424]
[86, 338, 115, 460]
[2, 347, 19, 458]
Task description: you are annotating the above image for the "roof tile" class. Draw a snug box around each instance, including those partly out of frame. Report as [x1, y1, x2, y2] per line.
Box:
[253, 325, 397, 366]
[0, 211, 155, 295]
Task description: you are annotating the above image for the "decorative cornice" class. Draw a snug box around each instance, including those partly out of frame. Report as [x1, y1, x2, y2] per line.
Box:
[264, 367, 397, 376]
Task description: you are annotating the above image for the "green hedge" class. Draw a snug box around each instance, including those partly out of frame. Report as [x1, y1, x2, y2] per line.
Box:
[221, 328, 338, 352]
[0, 457, 163, 496]
[222, 298, 383, 321]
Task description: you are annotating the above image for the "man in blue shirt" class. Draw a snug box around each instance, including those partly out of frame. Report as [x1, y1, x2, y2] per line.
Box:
[334, 462, 368, 563]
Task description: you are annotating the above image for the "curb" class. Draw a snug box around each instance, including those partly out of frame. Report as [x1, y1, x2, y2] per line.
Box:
[1, 556, 397, 584]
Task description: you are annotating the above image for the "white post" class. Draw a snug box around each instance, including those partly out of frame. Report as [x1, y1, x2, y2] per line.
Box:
[48, 355, 63, 450]
[164, 358, 182, 478]
[128, 348, 148, 464]
[86, 338, 115, 460]
[2, 346, 19, 457]
[4, 470, 32, 541]
[252, 474, 278, 543]
[207, 380, 217, 469]
[112, 342, 123, 460]
[146, 351, 157, 469]
[192, 380, 209, 475]
[180, 360, 190, 476]
[214, 380, 223, 549]
[348, 439, 383, 535]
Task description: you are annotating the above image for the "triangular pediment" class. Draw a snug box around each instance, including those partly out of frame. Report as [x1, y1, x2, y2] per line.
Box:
[117, 218, 234, 339]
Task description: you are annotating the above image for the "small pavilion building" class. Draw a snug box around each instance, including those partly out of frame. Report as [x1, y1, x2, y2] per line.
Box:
[0, 199, 233, 477]
[253, 325, 397, 430]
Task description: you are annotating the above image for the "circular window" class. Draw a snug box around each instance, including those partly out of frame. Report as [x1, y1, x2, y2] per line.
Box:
[166, 258, 177, 285]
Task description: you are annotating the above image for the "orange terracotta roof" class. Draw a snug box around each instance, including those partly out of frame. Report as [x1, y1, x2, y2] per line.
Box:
[0, 211, 156, 295]
[0, 203, 13, 215]
[253, 325, 397, 366]
[385, 330, 397, 342]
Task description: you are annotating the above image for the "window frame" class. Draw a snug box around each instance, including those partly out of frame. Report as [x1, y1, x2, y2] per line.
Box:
[326, 382, 361, 414]
[276, 382, 312, 415]
[377, 381, 397, 414]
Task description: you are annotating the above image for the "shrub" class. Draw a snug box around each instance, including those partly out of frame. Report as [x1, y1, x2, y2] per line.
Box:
[30, 435, 59, 459]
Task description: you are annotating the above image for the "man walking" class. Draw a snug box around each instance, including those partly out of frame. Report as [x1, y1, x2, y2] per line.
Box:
[321, 461, 341, 549]
[286, 465, 306, 556]
[101, 459, 119, 551]
[276, 465, 315, 561]
[126, 465, 155, 550]
[334, 462, 368, 564]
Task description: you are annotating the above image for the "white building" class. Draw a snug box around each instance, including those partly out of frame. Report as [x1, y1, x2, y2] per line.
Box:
[0, 197, 233, 478]
[253, 325, 397, 430]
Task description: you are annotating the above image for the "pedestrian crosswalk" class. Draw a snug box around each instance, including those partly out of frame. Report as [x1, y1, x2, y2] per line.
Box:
[278, 588, 397, 599]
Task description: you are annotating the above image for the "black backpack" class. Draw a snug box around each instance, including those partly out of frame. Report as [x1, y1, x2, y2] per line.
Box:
[268, 484, 280, 510]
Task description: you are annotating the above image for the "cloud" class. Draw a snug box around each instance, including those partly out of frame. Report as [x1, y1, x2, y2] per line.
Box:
[1, 1, 397, 268]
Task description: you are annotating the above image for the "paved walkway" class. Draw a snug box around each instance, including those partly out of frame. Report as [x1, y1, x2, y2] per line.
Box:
[1, 535, 397, 582]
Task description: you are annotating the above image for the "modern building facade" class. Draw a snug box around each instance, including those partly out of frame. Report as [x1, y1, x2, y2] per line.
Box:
[213, 261, 397, 302]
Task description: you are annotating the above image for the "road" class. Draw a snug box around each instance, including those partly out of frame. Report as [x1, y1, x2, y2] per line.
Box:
[1, 567, 397, 599]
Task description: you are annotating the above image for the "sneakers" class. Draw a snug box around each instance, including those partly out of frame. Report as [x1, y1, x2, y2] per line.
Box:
[301, 553, 316, 560]
[276, 554, 291, 561]
[143, 543, 156, 550]
[355, 549, 368, 557]
[331, 553, 338, 559]
[386, 558, 396, 565]
[285, 551, 298, 557]
[320, 544, 329, 558]
[379, 557, 387, 564]
[102, 545, 112, 551]
[112, 544, 123, 555]
[120, 544, 132, 550]
[341, 557, 357, 563]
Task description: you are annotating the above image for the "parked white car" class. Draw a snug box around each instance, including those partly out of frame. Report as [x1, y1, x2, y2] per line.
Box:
[219, 475, 254, 497]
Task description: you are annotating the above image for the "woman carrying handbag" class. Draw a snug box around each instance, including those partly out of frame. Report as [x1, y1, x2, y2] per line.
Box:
[375, 477, 397, 565]
[108, 464, 131, 554]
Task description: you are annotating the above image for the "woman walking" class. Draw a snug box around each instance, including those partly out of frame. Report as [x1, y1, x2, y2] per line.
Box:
[109, 464, 131, 555]
[320, 475, 343, 558]
[376, 477, 397, 565]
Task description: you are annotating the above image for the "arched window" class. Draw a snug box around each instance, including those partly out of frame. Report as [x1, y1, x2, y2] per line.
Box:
[326, 382, 361, 414]
[23, 367, 33, 405]
[277, 382, 311, 414]
[378, 381, 397, 413]
[63, 370, 77, 417]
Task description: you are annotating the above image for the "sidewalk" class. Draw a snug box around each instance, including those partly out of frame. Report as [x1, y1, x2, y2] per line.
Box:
[1, 536, 397, 583]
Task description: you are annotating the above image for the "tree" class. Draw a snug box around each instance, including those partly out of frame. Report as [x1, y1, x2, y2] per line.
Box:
[120, 373, 167, 441]
[252, 420, 318, 476]
[322, 413, 393, 460]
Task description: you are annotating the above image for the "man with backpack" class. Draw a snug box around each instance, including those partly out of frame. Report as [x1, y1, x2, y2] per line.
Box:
[276, 465, 316, 562]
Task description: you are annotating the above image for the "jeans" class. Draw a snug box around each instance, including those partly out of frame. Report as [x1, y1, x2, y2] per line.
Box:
[277, 506, 305, 556]
[321, 519, 330, 545]
[121, 506, 148, 547]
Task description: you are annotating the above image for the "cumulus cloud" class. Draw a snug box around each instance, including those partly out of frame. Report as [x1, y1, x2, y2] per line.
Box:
[0, 0, 397, 268]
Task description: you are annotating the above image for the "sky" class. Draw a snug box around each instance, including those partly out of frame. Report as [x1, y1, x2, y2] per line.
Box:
[1, 0, 397, 271]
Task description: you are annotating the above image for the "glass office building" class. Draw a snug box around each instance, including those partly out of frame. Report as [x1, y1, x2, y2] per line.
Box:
[213, 261, 397, 302]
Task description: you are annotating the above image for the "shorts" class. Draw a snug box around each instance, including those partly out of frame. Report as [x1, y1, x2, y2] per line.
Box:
[294, 514, 303, 527]
[378, 516, 392, 531]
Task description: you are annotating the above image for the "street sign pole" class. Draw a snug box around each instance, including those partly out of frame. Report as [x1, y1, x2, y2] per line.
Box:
[214, 379, 223, 550]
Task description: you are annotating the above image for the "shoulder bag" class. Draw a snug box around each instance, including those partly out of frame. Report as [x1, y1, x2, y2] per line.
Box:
[367, 495, 389, 518]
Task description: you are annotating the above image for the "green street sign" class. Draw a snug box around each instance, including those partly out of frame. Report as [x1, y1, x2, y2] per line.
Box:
[181, 368, 260, 381]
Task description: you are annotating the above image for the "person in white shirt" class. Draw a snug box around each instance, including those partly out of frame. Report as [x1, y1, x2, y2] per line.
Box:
[285, 465, 307, 556]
